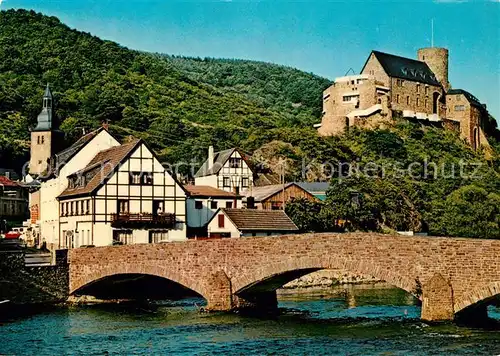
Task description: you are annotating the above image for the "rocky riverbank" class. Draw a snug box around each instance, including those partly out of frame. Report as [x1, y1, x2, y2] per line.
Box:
[279, 269, 382, 293]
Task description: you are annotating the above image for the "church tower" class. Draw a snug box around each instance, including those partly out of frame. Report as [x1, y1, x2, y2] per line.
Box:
[29, 84, 58, 176]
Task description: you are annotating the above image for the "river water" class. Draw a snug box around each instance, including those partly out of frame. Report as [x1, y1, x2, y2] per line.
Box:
[2, 284, 500, 355]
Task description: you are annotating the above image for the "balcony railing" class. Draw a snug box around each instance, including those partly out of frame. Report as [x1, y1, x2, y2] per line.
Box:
[111, 213, 176, 229]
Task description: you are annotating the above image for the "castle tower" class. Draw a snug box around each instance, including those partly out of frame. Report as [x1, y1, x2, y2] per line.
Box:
[29, 84, 58, 176]
[417, 48, 450, 91]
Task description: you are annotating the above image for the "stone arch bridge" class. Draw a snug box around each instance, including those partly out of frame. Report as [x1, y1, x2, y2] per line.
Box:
[68, 233, 500, 322]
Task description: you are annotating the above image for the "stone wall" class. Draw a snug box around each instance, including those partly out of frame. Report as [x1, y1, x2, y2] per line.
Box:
[69, 233, 500, 321]
[0, 251, 68, 304]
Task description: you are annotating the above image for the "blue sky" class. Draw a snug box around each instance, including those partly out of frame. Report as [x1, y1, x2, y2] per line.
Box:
[2, 0, 499, 121]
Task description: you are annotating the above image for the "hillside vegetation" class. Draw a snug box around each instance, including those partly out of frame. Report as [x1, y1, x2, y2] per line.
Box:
[0, 9, 499, 238]
[0, 9, 330, 170]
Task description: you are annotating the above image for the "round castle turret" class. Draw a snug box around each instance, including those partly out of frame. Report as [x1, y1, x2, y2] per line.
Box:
[417, 47, 450, 91]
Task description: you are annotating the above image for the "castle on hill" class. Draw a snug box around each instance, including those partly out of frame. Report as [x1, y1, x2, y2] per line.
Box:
[316, 47, 490, 150]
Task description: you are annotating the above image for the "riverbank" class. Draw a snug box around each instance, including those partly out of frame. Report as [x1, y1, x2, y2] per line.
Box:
[280, 269, 382, 292]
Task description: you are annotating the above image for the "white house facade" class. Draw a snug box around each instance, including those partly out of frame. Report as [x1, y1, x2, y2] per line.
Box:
[195, 147, 254, 194]
[37, 128, 120, 251]
[184, 185, 242, 237]
[57, 139, 187, 248]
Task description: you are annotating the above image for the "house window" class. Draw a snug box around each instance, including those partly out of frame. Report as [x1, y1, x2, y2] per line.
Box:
[218, 214, 225, 228]
[70, 202, 74, 216]
[210, 201, 218, 209]
[455, 105, 466, 111]
[242, 177, 249, 188]
[195, 201, 203, 210]
[118, 199, 129, 214]
[113, 230, 133, 245]
[86, 200, 90, 214]
[75, 201, 79, 215]
[225, 201, 233, 209]
[130, 172, 141, 185]
[149, 231, 168, 243]
[223, 177, 231, 188]
[61, 203, 65, 217]
[80, 201, 85, 215]
[130, 172, 153, 185]
[229, 158, 242, 168]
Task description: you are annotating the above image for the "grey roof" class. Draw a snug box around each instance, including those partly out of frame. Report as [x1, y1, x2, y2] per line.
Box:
[243, 183, 297, 202]
[219, 208, 298, 232]
[53, 128, 104, 168]
[33, 84, 55, 132]
[296, 182, 330, 193]
[195, 148, 236, 177]
[447, 89, 485, 109]
[364, 51, 441, 86]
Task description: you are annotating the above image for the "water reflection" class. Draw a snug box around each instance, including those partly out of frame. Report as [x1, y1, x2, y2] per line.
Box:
[2, 284, 500, 355]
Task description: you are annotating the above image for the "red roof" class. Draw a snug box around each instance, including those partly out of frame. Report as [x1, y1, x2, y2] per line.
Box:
[184, 185, 236, 198]
[0, 176, 19, 187]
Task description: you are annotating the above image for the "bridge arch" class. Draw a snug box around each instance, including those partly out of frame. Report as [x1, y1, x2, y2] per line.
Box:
[454, 282, 500, 314]
[70, 264, 208, 300]
[231, 256, 419, 299]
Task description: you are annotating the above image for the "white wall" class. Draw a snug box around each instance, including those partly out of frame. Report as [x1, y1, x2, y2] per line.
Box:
[207, 211, 240, 238]
[40, 130, 119, 250]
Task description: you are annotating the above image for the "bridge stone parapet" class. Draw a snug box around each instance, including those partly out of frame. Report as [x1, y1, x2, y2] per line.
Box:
[68, 233, 500, 322]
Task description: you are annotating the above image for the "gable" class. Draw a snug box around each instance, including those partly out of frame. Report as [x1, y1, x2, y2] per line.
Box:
[195, 148, 254, 178]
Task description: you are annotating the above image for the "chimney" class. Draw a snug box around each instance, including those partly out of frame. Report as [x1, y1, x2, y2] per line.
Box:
[208, 146, 214, 171]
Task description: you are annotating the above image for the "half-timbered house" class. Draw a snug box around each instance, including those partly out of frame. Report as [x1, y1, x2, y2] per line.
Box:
[57, 139, 187, 248]
[194, 146, 254, 194]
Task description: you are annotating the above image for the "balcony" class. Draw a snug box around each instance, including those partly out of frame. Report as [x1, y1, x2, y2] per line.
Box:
[111, 213, 176, 229]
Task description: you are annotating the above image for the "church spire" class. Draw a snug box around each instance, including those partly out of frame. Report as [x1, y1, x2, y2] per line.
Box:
[34, 83, 55, 131]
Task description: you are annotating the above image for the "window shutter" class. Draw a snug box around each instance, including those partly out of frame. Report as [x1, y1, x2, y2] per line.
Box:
[218, 214, 225, 228]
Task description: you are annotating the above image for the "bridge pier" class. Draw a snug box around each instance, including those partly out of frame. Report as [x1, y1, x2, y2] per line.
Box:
[421, 273, 454, 322]
[233, 291, 278, 313]
[205, 271, 233, 311]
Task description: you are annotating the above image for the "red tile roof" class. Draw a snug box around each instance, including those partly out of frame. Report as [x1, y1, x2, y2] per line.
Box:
[58, 139, 141, 199]
[221, 208, 298, 232]
[0, 175, 19, 187]
[184, 185, 236, 198]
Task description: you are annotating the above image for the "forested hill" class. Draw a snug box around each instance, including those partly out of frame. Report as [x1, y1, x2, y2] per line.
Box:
[0, 9, 331, 170]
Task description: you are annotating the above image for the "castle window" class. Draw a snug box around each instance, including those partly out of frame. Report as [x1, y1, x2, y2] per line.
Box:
[454, 105, 466, 111]
[406, 96, 410, 105]
[416, 84, 421, 93]
[425, 87, 429, 95]
[416, 97, 420, 106]
[425, 99, 428, 108]
[41, 136, 44, 144]
[396, 95, 400, 104]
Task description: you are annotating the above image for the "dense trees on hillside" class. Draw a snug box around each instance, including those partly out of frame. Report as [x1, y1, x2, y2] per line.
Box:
[0, 9, 330, 172]
[0, 10, 499, 238]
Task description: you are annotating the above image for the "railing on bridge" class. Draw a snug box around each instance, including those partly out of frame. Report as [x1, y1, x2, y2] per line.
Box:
[111, 213, 176, 229]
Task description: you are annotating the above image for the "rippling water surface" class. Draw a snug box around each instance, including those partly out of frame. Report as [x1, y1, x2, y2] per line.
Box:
[2, 285, 500, 355]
